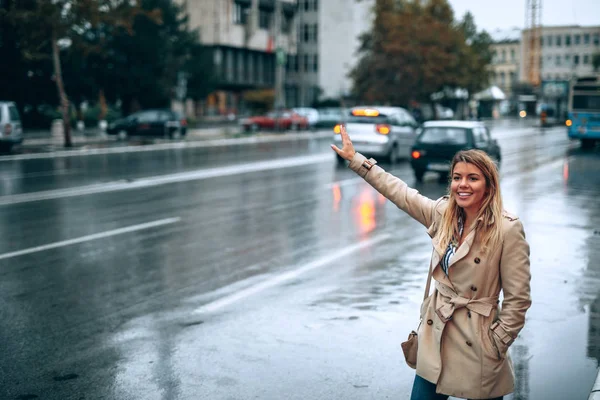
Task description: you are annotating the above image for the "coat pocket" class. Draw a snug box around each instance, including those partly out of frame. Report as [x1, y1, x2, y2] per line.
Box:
[481, 317, 501, 361]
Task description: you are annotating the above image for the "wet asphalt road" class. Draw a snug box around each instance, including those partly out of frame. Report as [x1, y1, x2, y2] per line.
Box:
[0, 120, 599, 400]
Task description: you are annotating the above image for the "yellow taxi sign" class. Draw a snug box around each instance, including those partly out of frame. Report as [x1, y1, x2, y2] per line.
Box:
[352, 108, 380, 117]
[566, 119, 572, 127]
[333, 124, 342, 134]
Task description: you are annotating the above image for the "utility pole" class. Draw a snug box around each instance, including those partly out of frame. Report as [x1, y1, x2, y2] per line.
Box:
[273, 0, 286, 132]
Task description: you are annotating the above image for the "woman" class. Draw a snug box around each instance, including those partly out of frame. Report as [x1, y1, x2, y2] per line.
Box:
[331, 127, 531, 400]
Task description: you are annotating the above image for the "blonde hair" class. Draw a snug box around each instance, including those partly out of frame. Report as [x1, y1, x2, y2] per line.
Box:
[436, 149, 503, 253]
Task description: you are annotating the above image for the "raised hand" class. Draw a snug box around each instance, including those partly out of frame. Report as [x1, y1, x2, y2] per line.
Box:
[330, 125, 356, 161]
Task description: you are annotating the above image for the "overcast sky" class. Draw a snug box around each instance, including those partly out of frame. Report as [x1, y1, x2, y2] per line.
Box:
[448, 0, 600, 31]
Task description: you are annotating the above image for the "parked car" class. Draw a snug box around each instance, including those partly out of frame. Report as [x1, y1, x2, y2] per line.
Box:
[240, 110, 309, 132]
[106, 109, 187, 140]
[410, 120, 502, 182]
[333, 106, 419, 165]
[0, 101, 24, 152]
[292, 107, 319, 129]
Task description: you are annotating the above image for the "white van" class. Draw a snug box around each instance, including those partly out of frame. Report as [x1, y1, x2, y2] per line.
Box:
[0, 101, 23, 152]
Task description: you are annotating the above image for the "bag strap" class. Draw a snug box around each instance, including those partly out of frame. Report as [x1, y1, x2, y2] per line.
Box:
[422, 262, 433, 301]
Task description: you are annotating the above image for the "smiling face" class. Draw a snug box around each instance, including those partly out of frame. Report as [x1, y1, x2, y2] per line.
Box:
[451, 161, 488, 216]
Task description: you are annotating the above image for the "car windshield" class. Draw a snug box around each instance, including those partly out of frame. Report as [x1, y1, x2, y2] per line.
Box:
[418, 127, 468, 145]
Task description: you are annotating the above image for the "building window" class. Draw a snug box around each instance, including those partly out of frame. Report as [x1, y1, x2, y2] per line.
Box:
[584, 54, 589, 64]
[574, 54, 580, 65]
[304, 0, 310, 11]
[248, 53, 254, 82]
[313, 54, 318, 72]
[303, 23, 310, 42]
[286, 54, 298, 72]
[594, 33, 600, 45]
[282, 14, 292, 34]
[574, 34, 581, 45]
[565, 54, 570, 65]
[500, 72, 505, 87]
[510, 71, 516, 85]
[547, 35, 553, 46]
[233, 3, 248, 25]
[254, 53, 261, 83]
[565, 35, 571, 46]
[304, 54, 310, 72]
[312, 23, 318, 42]
[501, 49, 506, 62]
[555, 55, 561, 66]
[510, 49, 515, 62]
[556, 35, 562, 46]
[259, 9, 272, 30]
[314, 0, 319, 11]
[584, 33, 590, 45]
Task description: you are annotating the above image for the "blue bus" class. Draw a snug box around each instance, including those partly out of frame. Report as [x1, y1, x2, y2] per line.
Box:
[567, 75, 600, 148]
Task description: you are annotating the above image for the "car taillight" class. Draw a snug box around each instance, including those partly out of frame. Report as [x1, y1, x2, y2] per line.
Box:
[333, 124, 343, 134]
[180, 119, 187, 127]
[412, 150, 425, 159]
[376, 124, 390, 135]
[3, 123, 12, 135]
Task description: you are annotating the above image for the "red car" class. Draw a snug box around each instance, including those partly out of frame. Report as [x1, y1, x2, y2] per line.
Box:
[240, 110, 309, 132]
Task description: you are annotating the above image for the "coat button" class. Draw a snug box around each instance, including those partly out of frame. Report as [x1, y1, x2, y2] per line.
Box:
[467, 311, 472, 318]
[474, 257, 481, 264]
[427, 319, 433, 325]
[466, 341, 472, 347]
[471, 285, 477, 291]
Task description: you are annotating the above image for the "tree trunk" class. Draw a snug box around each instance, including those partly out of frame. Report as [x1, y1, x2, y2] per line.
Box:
[51, 29, 72, 147]
[98, 89, 107, 120]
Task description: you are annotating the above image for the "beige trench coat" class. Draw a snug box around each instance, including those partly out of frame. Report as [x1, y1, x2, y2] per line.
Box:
[349, 153, 531, 399]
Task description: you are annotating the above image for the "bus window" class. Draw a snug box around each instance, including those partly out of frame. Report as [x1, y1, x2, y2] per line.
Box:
[573, 95, 600, 111]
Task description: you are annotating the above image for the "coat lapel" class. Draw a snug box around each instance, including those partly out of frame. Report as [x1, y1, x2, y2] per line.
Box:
[447, 228, 477, 268]
[427, 207, 455, 290]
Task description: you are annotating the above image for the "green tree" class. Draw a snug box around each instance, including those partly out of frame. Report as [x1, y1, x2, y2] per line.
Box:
[350, 0, 493, 114]
[4, 0, 142, 146]
[103, 0, 213, 116]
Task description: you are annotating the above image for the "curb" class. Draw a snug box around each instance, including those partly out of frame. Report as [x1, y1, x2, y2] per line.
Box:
[590, 367, 600, 400]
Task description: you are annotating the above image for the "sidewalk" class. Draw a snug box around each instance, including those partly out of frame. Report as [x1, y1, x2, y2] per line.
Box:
[15, 126, 328, 155]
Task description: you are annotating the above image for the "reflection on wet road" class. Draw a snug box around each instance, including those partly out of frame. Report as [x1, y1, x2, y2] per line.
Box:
[0, 122, 598, 400]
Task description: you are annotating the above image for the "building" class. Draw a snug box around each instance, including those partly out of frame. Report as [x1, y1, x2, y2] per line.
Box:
[520, 25, 600, 118]
[489, 28, 522, 112]
[533, 25, 600, 82]
[285, 0, 373, 107]
[176, 0, 299, 117]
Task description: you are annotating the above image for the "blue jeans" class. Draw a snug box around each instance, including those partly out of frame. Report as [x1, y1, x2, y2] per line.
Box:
[410, 374, 503, 400]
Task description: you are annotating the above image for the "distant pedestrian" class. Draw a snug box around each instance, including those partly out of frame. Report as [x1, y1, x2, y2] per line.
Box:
[331, 126, 531, 400]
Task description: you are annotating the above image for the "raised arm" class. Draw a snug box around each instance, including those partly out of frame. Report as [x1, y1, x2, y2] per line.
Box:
[331, 125, 438, 227]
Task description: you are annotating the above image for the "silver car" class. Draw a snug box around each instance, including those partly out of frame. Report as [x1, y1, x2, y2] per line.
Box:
[0, 101, 24, 152]
[333, 106, 418, 164]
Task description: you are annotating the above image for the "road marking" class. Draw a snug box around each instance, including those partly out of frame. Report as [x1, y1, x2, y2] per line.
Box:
[195, 233, 390, 314]
[0, 217, 180, 261]
[1, 131, 333, 162]
[0, 153, 333, 206]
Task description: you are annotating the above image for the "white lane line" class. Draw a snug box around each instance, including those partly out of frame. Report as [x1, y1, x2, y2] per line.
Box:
[2, 131, 333, 162]
[0, 217, 180, 261]
[0, 153, 333, 206]
[195, 233, 390, 314]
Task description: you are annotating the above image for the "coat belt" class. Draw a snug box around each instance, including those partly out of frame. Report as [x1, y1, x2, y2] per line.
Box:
[435, 281, 498, 322]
